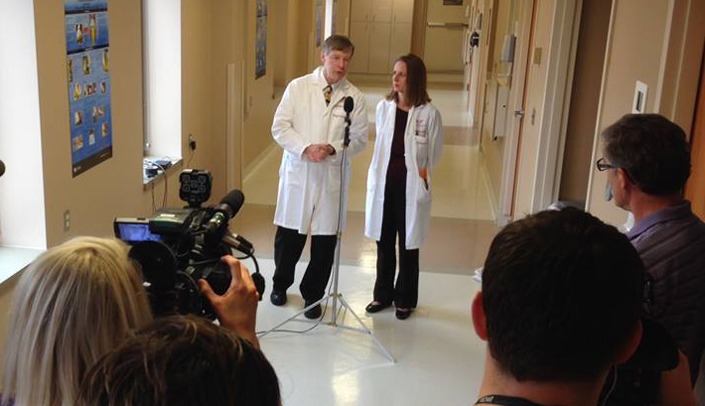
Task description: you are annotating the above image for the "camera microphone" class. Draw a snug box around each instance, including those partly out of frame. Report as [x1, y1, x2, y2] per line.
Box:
[222, 233, 254, 256]
[205, 189, 245, 233]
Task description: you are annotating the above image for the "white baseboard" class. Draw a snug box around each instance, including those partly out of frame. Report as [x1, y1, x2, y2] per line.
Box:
[480, 158, 498, 221]
[243, 142, 279, 185]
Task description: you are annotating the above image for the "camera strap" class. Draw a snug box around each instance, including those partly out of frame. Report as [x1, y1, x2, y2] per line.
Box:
[475, 394, 552, 406]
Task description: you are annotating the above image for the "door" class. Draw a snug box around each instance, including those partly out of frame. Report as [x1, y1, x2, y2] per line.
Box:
[423, 0, 471, 73]
[685, 55, 705, 220]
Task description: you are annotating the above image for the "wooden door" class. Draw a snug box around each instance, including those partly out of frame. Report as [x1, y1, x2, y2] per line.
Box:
[392, 0, 414, 24]
[351, 0, 371, 22]
[372, 0, 393, 23]
[685, 53, 705, 220]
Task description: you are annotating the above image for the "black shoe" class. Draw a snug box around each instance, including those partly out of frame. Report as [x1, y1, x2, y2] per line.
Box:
[365, 301, 390, 313]
[304, 301, 322, 319]
[395, 308, 412, 320]
[270, 290, 287, 306]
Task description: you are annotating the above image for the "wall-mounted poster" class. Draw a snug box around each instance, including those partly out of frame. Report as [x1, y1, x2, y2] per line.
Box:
[65, 0, 112, 177]
[315, 0, 323, 47]
[255, 0, 267, 79]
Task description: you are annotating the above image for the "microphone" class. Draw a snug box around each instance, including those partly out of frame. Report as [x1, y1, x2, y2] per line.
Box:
[0, 159, 5, 178]
[343, 96, 354, 147]
[344, 96, 354, 114]
[205, 189, 245, 233]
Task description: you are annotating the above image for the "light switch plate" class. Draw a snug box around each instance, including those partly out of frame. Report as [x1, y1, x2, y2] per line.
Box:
[533, 47, 542, 65]
[632, 81, 648, 114]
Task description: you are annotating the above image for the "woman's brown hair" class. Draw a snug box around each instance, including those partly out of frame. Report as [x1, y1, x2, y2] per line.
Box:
[386, 53, 431, 107]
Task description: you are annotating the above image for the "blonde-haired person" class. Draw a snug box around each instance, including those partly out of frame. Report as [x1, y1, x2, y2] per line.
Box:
[1, 237, 153, 406]
[1, 237, 262, 406]
[364, 54, 443, 320]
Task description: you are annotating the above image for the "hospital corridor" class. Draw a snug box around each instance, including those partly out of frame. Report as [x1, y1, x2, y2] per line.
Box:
[1, 0, 704, 405]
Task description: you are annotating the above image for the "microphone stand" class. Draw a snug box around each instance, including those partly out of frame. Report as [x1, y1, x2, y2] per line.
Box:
[259, 104, 395, 363]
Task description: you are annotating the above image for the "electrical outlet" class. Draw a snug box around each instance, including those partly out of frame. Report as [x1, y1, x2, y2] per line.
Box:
[188, 133, 196, 151]
[63, 210, 70, 232]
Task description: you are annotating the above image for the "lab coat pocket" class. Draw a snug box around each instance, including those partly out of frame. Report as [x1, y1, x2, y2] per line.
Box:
[417, 176, 431, 203]
[284, 155, 305, 187]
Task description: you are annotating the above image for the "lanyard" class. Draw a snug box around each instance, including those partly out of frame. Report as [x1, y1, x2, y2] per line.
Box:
[475, 394, 549, 406]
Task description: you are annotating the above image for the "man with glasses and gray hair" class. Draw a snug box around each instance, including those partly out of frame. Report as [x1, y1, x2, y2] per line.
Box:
[598, 113, 705, 385]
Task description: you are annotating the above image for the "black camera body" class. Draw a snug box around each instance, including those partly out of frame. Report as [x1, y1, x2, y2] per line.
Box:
[114, 170, 263, 319]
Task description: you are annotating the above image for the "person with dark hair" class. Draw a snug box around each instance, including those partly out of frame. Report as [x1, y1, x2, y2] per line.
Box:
[77, 315, 281, 406]
[364, 54, 442, 320]
[270, 34, 368, 319]
[472, 208, 645, 405]
[599, 113, 705, 383]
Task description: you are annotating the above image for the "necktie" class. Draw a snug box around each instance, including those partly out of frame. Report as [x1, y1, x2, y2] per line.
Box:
[323, 85, 332, 106]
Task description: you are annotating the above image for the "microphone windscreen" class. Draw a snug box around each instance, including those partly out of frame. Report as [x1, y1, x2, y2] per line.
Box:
[344, 96, 354, 113]
[220, 189, 245, 217]
[0, 160, 5, 178]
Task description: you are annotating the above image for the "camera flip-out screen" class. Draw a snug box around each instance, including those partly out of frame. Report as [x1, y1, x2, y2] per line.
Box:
[114, 218, 162, 243]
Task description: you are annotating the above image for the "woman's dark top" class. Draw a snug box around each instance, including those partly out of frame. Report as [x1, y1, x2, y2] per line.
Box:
[386, 107, 408, 184]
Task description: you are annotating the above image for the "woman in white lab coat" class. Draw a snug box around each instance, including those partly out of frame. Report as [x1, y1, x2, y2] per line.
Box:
[364, 54, 443, 320]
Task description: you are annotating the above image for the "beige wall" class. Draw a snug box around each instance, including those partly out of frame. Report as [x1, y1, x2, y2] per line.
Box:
[30, 0, 230, 247]
[35, 0, 161, 247]
[0, 0, 261, 369]
[585, 0, 704, 226]
[243, 0, 276, 172]
[558, 0, 611, 204]
[271, 0, 315, 89]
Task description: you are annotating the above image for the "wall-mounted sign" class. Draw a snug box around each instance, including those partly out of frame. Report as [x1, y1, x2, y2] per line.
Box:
[65, 0, 113, 177]
[444, 0, 463, 5]
[255, 0, 268, 79]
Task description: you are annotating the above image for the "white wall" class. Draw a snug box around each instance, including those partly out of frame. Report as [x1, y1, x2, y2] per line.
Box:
[0, 0, 47, 249]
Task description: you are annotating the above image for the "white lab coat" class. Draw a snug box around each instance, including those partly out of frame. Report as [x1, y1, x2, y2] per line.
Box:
[272, 67, 368, 235]
[365, 99, 443, 249]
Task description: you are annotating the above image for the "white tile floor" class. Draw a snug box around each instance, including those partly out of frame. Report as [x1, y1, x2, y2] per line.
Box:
[253, 258, 487, 406]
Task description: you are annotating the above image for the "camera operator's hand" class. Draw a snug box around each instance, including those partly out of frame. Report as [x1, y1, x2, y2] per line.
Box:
[198, 256, 260, 349]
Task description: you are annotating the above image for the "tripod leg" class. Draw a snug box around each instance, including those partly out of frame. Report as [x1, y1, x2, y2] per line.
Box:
[336, 295, 396, 363]
[258, 295, 329, 338]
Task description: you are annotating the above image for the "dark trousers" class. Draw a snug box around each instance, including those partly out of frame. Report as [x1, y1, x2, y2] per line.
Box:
[273, 226, 337, 302]
[374, 180, 420, 308]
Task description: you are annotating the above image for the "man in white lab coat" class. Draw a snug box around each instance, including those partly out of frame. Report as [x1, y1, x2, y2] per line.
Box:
[269, 35, 368, 319]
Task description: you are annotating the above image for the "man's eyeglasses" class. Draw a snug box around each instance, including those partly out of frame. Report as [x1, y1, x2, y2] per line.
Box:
[596, 157, 636, 183]
[596, 157, 617, 172]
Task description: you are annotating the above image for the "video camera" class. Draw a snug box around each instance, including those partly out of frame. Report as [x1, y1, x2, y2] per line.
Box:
[114, 169, 265, 319]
